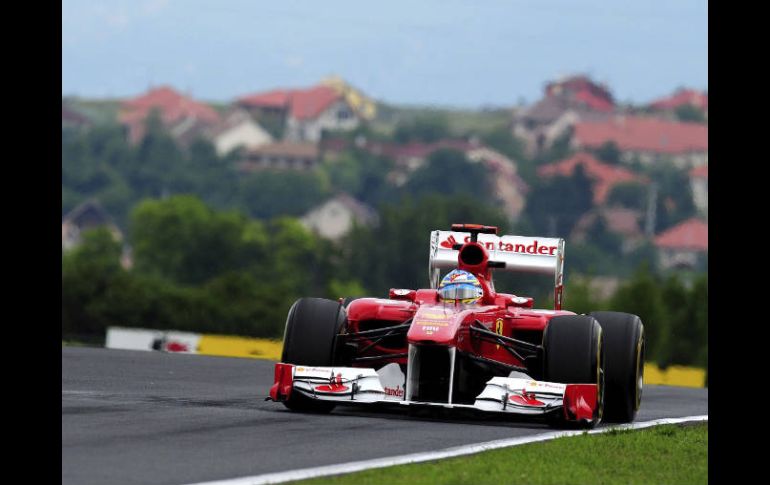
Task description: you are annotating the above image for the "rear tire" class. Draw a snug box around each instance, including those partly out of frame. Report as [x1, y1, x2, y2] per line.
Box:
[281, 298, 348, 413]
[589, 311, 645, 423]
[543, 315, 604, 427]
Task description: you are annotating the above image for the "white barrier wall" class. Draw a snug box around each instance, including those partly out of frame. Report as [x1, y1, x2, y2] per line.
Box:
[106, 327, 201, 353]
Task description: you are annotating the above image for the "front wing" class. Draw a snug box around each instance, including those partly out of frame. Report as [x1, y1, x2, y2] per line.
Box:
[268, 363, 599, 425]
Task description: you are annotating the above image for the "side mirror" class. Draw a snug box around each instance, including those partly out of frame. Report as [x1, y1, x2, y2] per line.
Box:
[498, 295, 534, 308]
[389, 288, 417, 302]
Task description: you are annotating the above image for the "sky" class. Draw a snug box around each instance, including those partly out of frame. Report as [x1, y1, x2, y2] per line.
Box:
[62, 0, 708, 108]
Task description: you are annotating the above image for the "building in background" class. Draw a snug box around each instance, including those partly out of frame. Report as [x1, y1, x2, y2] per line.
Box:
[237, 84, 360, 142]
[236, 142, 320, 172]
[571, 116, 708, 169]
[653, 218, 708, 270]
[649, 88, 708, 119]
[118, 86, 221, 145]
[537, 152, 648, 205]
[320, 76, 377, 121]
[62, 200, 123, 251]
[301, 193, 379, 242]
[207, 108, 273, 156]
[512, 74, 615, 156]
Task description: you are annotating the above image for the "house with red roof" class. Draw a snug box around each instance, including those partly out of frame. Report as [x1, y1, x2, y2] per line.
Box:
[545, 75, 615, 112]
[654, 218, 708, 270]
[649, 88, 708, 118]
[237, 84, 359, 142]
[689, 165, 708, 216]
[537, 152, 648, 205]
[512, 74, 616, 156]
[118, 86, 221, 145]
[571, 116, 708, 169]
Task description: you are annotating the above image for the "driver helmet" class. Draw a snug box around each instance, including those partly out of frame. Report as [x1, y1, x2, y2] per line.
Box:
[438, 269, 483, 304]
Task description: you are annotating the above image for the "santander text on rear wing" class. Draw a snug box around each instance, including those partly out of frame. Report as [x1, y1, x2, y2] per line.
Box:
[429, 230, 566, 309]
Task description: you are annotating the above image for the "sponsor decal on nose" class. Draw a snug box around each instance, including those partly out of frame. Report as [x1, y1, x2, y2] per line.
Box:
[509, 392, 545, 407]
[314, 373, 349, 393]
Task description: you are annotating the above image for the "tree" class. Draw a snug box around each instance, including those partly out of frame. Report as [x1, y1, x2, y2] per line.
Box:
[647, 273, 708, 368]
[129, 110, 186, 198]
[674, 104, 706, 124]
[568, 243, 623, 276]
[340, 194, 509, 295]
[202, 271, 289, 337]
[690, 274, 708, 369]
[130, 195, 248, 285]
[656, 274, 689, 367]
[403, 149, 494, 204]
[62, 227, 125, 337]
[594, 141, 622, 165]
[265, 217, 327, 296]
[237, 170, 327, 219]
[562, 276, 610, 315]
[62, 129, 125, 197]
[607, 182, 648, 210]
[649, 164, 697, 232]
[524, 164, 594, 237]
[481, 126, 526, 163]
[609, 264, 667, 364]
[321, 149, 395, 207]
[393, 113, 451, 143]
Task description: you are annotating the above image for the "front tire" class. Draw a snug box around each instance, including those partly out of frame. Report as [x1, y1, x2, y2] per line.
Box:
[543, 315, 604, 427]
[589, 311, 645, 423]
[281, 298, 348, 413]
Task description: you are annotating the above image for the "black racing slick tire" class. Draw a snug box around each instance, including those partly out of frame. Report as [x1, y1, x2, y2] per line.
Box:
[589, 311, 645, 423]
[281, 298, 348, 413]
[543, 315, 604, 426]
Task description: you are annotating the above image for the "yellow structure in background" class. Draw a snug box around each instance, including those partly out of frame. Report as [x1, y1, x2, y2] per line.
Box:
[644, 363, 706, 388]
[321, 75, 377, 120]
[198, 335, 283, 361]
[197, 335, 706, 388]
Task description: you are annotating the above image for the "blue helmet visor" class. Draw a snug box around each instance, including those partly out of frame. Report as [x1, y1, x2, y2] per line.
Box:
[438, 283, 483, 303]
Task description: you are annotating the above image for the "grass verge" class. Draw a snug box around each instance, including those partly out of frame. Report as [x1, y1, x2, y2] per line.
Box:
[289, 422, 707, 485]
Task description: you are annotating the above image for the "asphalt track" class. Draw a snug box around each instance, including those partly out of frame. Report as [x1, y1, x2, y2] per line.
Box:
[62, 347, 708, 485]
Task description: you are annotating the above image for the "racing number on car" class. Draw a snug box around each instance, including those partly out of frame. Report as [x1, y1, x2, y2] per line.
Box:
[495, 318, 504, 349]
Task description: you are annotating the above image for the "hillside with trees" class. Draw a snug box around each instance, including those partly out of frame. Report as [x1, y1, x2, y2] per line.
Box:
[62, 77, 707, 368]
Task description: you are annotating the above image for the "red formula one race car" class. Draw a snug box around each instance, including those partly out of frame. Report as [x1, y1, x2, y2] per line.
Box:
[269, 224, 645, 427]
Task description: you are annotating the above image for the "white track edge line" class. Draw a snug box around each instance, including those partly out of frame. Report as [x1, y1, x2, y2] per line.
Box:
[187, 415, 708, 485]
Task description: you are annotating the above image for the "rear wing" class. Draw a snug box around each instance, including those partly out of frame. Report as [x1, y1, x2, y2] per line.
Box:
[429, 230, 566, 309]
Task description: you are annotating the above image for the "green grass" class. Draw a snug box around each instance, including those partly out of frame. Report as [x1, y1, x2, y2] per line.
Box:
[373, 102, 515, 137]
[290, 423, 707, 485]
[65, 97, 123, 125]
